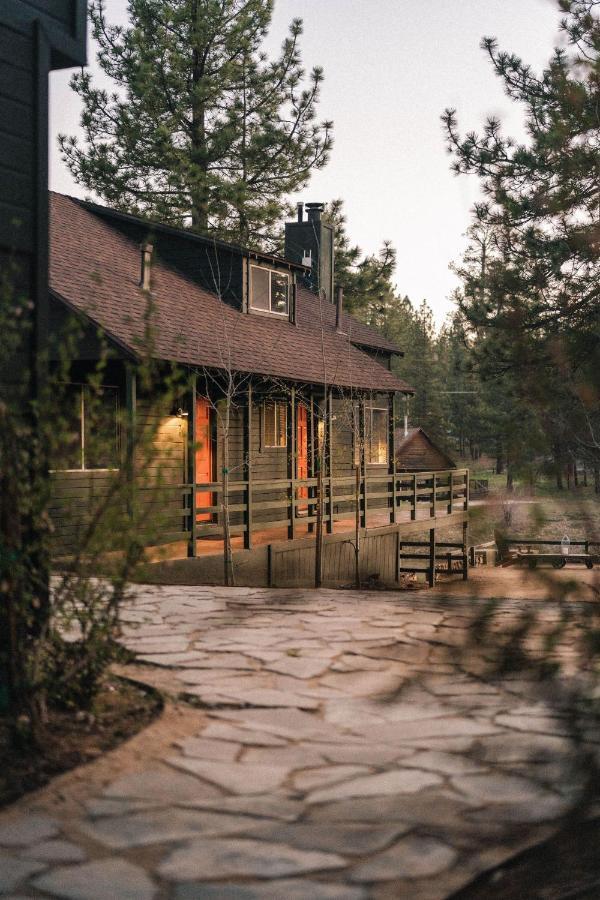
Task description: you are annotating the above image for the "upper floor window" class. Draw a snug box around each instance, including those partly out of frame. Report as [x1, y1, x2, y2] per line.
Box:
[250, 265, 290, 316]
[50, 383, 120, 471]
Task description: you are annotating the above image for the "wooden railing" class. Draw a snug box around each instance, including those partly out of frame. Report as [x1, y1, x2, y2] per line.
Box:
[153, 468, 469, 549]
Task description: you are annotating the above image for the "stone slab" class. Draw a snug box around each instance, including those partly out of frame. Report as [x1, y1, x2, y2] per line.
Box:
[21, 839, 87, 863]
[308, 769, 443, 804]
[33, 859, 157, 900]
[350, 835, 457, 881]
[0, 815, 59, 847]
[174, 879, 366, 898]
[0, 851, 46, 893]
[159, 838, 347, 881]
[167, 758, 292, 795]
[102, 768, 223, 802]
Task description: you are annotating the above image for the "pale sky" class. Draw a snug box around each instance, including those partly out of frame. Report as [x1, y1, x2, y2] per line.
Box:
[49, 0, 563, 325]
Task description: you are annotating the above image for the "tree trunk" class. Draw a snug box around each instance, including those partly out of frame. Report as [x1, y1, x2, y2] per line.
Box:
[315, 462, 323, 588]
[495, 440, 504, 474]
[222, 437, 234, 586]
[594, 467, 600, 495]
[190, 3, 210, 231]
[506, 461, 514, 493]
[354, 464, 361, 589]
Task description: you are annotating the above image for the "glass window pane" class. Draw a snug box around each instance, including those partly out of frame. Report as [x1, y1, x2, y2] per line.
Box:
[264, 402, 276, 446]
[251, 267, 270, 311]
[370, 409, 388, 464]
[270, 272, 289, 315]
[51, 384, 83, 470]
[276, 402, 287, 447]
[84, 386, 120, 469]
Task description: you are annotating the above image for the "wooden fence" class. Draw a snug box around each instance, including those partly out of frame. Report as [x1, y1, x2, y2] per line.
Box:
[151, 468, 469, 550]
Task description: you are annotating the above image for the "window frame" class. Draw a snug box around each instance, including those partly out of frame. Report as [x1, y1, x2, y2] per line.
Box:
[49, 382, 121, 473]
[263, 400, 288, 449]
[366, 406, 389, 466]
[250, 264, 291, 317]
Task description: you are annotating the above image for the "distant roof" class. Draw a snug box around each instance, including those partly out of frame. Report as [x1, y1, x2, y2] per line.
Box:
[49, 193, 414, 394]
[395, 427, 456, 469]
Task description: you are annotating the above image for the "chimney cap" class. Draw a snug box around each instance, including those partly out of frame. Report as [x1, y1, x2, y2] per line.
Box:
[305, 202, 325, 222]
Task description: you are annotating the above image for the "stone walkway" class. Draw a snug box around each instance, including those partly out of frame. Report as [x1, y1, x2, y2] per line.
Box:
[0, 582, 597, 899]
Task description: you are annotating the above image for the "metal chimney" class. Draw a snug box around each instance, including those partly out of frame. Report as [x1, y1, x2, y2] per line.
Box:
[140, 242, 153, 290]
[335, 285, 344, 332]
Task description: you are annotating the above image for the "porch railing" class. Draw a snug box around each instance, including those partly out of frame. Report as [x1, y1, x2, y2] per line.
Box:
[155, 468, 469, 550]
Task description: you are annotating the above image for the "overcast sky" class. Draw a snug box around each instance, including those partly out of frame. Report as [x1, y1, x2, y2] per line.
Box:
[49, 0, 563, 325]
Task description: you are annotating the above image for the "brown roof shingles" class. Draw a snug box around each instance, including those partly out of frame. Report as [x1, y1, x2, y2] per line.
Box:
[49, 193, 413, 394]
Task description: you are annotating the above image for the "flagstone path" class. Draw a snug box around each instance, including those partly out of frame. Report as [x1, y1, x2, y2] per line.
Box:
[1, 582, 598, 899]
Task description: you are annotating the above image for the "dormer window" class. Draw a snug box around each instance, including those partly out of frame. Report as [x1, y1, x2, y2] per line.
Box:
[250, 265, 290, 316]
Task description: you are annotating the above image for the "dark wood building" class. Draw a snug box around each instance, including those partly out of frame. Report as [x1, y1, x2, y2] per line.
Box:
[395, 427, 456, 472]
[0, 1, 86, 386]
[47, 195, 469, 585]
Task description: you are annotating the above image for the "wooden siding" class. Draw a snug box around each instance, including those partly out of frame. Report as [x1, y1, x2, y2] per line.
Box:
[396, 429, 455, 472]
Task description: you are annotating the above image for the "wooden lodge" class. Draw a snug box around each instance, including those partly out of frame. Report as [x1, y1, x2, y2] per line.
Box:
[47, 194, 469, 587]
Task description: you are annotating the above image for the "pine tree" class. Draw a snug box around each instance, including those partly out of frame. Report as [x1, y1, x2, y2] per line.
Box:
[60, 0, 332, 247]
[324, 200, 396, 322]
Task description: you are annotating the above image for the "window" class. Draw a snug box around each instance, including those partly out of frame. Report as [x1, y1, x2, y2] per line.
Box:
[51, 384, 120, 471]
[366, 407, 388, 465]
[263, 401, 287, 448]
[250, 265, 290, 316]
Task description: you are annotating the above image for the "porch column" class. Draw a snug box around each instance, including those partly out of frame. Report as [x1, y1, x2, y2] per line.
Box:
[308, 390, 315, 534]
[244, 381, 253, 550]
[125, 366, 137, 520]
[360, 397, 367, 528]
[428, 526, 436, 587]
[288, 385, 296, 540]
[188, 371, 197, 557]
[389, 392, 397, 524]
[326, 387, 334, 534]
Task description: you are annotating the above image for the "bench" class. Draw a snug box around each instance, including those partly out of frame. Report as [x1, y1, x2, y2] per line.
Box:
[516, 551, 594, 570]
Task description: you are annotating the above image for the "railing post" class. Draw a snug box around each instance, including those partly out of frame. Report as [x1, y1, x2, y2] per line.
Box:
[395, 531, 400, 582]
[428, 527, 436, 587]
[431, 472, 437, 519]
[463, 519, 469, 581]
[464, 469, 469, 511]
[244, 382, 253, 550]
[326, 388, 334, 534]
[360, 398, 367, 528]
[125, 366, 137, 522]
[389, 392, 397, 524]
[188, 371, 197, 557]
[288, 385, 296, 540]
[308, 391, 315, 534]
[411, 473, 417, 521]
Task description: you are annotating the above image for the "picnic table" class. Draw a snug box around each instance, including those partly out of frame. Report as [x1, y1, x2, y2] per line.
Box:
[516, 550, 594, 570]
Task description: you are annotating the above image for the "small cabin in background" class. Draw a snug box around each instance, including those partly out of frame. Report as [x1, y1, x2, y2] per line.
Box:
[395, 427, 456, 472]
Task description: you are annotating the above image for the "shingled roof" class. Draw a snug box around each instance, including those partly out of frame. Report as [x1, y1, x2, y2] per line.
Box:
[49, 193, 413, 394]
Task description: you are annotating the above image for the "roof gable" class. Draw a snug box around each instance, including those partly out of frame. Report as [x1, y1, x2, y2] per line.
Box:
[49, 193, 413, 394]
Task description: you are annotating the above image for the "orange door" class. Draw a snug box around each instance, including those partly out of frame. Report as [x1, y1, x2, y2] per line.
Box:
[195, 397, 213, 522]
[297, 404, 308, 510]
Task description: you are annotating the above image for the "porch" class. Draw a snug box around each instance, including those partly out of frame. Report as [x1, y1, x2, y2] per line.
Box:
[146, 468, 469, 588]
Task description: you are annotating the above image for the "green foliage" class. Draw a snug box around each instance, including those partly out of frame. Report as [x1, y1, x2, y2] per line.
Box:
[60, 0, 332, 248]
[443, 0, 600, 480]
[0, 259, 194, 741]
